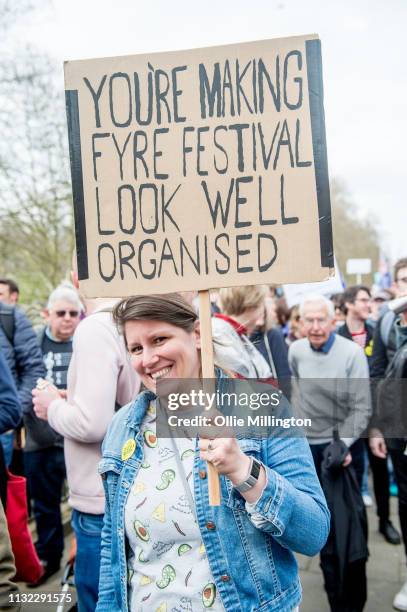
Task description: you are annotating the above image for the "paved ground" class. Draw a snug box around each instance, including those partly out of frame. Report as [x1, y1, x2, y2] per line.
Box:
[299, 496, 405, 612]
[16, 498, 405, 611]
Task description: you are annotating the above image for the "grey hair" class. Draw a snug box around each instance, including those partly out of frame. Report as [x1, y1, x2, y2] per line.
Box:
[46, 284, 83, 312]
[299, 293, 335, 319]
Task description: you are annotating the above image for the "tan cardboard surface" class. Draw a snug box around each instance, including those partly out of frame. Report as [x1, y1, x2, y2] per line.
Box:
[65, 35, 333, 297]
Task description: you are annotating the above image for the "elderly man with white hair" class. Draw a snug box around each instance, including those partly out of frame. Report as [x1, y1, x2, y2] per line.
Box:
[288, 293, 371, 611]
[23, 283, 83, 586]
[289, 294, 371, 470]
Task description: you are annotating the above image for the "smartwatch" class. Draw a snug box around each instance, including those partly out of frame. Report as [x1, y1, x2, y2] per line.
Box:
[232, 456, 262, 493]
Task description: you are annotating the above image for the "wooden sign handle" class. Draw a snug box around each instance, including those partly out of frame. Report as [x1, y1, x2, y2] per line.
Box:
[198, 290, 221, 506]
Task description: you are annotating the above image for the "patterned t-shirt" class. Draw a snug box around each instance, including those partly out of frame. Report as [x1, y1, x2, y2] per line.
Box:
[124, 403, 224, 612]
[41, 330, 73, 389]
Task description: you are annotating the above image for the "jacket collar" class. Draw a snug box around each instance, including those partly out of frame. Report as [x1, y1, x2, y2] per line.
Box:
[126, 389, 156, 430]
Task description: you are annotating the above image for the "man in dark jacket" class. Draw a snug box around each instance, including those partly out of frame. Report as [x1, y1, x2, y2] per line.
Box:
[0, 350, 21, 435]
[0, 349, 22, 508]
[338, 284, 400, 545]
[0, 279, 44, 465]
[24, 284, 82, 586]
[337, 285, 374, 361]
[370, 257, 407, 611]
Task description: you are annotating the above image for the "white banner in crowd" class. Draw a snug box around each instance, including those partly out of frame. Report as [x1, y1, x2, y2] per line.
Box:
[283, 257, 343, 308]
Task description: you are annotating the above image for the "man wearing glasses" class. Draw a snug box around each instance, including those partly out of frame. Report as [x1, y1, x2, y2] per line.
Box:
[289, 293, 371, 485]
[288, 293, 371, 611]
[24, 284, 83, 586]
[338, 285, 374, 355]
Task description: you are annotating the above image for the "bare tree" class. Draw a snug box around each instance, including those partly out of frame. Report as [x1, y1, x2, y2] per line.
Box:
[331, 178, 381, 286]
[0, 1, 73, 306]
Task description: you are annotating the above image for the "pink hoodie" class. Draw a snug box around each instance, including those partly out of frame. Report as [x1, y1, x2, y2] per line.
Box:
[48, 305, 139, 514]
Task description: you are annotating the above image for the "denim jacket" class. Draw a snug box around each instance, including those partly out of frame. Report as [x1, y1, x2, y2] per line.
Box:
[96, 390, 329, 612]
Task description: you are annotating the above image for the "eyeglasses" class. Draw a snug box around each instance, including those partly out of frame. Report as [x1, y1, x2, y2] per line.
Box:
[303, 317, 330, 327]
[55, 310, 79, 318]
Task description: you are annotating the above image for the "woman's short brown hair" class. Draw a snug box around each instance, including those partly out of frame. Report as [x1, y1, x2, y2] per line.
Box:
[112, 293, 197, 346]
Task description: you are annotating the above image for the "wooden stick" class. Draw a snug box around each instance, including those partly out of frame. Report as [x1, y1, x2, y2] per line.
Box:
[198, 290, 221, 506]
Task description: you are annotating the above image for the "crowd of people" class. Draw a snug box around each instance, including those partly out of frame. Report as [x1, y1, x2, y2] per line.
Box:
[0, 256, 406, 612]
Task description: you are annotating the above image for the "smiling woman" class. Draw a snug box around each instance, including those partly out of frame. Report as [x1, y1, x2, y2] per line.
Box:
[96, 292, 330, 612]
[114, 294, 201, 387]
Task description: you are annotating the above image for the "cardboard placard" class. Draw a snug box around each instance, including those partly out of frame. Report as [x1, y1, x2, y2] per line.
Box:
[65, 34, 334, 298]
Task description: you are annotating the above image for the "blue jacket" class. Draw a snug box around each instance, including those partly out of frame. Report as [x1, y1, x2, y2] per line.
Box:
[0, 350, 21, 434]
[97, 389, 330, 611]
[0, 307, 45, 415]
[250, 328, 292, 400]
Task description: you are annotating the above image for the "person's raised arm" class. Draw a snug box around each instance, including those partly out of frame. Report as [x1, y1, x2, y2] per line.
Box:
[35, 317, 129, 443]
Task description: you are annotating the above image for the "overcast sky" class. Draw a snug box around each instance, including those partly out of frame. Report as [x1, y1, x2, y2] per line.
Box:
[11, 0, 407, 263]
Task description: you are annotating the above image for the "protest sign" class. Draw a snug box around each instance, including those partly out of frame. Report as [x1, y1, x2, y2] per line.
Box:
[346, 258, 372, 275]
[65, 34, 334, 298]
[65, 34, 334, 505]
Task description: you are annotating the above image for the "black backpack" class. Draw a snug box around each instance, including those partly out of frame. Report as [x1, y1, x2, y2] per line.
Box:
[0, 304, 15, 344]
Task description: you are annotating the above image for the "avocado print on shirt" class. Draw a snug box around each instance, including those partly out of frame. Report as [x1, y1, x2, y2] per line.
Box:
[124, 404, 223, 610]
[134, 519, 150, 542]
[144, 429, 158, 447]
[202, 583, 216, 608]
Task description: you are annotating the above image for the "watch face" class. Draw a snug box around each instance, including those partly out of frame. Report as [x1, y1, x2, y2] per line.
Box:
[234, 458, 261, 493]
[251, 458, 261, 479]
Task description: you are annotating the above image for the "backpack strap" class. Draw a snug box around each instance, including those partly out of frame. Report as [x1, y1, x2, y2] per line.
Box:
[0, 305, 15, 345]
[380, 309, 396, 347]
[263, 332, 278, 380]
[36, 326, 47, 351]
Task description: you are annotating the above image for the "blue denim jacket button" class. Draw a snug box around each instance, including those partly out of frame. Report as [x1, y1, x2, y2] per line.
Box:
[206, 521, 216, 531]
